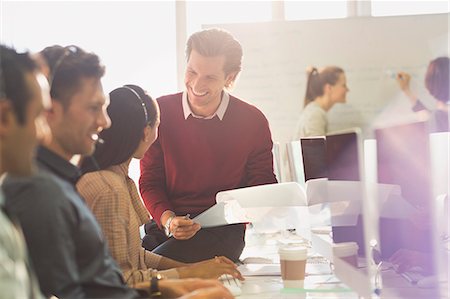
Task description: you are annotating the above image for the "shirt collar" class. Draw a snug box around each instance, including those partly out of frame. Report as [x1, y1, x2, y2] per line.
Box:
[182, 90, 229, 120]
[37, 145, 82, 185]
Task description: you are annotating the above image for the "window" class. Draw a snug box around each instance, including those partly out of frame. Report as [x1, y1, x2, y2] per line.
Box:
[371, 0, 449, 17]
[1, 1, 177, 97]
[186, 1, 272, 35]
[1, 1, 176, 185]
[285, 0, 347, 21]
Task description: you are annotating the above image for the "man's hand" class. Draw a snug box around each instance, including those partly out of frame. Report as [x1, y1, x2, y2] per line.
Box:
[170, 216, 201, 240]
[178, 256, 244, 281]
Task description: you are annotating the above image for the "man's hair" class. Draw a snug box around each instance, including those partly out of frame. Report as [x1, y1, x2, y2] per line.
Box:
[0, 44, 38, 124]
[40, 45, 105, 108]
[186, 28, 243, 75]
[425, 56, 449, 104]
[80, 84, 159, 174]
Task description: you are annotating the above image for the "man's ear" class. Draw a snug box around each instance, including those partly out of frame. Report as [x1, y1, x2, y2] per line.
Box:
[0, 100, 16, 137]
[225, 71, 239, 88]
[46, 100, 64, 124]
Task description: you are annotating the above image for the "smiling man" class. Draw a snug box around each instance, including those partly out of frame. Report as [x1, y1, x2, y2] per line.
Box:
[0, 44, 50, 299]
[140, 28, 277, 263]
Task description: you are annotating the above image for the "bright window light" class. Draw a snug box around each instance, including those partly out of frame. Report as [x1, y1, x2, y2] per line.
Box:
[284, 0, 347, 21]
[1, 1, 177, 97]
[371, 0, 449, 17]
[1, 1, 177, 186]
[186, 1, 272, 35]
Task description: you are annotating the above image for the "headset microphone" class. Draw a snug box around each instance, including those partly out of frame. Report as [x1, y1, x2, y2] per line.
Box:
[91, 134, 104, 144]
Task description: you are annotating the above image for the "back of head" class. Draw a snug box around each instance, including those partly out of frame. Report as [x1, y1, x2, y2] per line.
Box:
[40, 45, 105, 108]
[0, 44, 38, 124]
[304, 66, 344, 107]
[80, 84, 158, 173]
[186, 28, 243, 75]
[425, 56, 449, 104]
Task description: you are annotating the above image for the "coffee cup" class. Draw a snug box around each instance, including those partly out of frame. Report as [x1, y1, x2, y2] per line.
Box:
[278, 246, 308, 288]
[333, 242, 359, 268]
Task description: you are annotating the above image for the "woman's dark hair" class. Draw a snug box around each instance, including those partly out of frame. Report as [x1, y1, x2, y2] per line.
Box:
[304, 66, 344, 107]
[425, 56, 449, 104]
[80, 84, 158, 173]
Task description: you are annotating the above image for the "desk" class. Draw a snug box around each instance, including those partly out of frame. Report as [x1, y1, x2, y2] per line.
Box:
[237, 275, 357, 299]
[237, 229, 447, 298]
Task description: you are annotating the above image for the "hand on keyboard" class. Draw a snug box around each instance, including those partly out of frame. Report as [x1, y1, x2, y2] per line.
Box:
[219, 274, 242, 296]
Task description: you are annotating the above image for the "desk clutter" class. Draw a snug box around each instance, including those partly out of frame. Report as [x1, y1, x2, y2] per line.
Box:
[229, 227, 447, 298]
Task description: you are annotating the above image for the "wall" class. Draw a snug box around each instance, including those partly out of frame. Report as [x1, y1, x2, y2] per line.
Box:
[211, 13, 449, 143]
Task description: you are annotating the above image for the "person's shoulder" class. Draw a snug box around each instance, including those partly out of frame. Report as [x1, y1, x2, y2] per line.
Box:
[303, 102, 326, 117]
[228, 95, 268, 121]
[156, 92, 182, 105]
[3, 172, 73, 212]
[78, 170, 126, 196]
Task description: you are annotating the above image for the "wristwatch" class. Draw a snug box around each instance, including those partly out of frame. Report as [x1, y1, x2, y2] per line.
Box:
[164, 215, 175, 237]
[149, 270, 163, 298]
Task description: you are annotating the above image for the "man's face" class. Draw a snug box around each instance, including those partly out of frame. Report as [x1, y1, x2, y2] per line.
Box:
[1, 71, 51, 176]
[49, 77, 110, 159]
[184, 50, 236, 115]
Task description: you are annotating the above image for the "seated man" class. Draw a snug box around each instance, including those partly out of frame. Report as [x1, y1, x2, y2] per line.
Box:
[3, 45, 232, 299]
[140, 28, 277, 263]
[0, 44, 49, 299]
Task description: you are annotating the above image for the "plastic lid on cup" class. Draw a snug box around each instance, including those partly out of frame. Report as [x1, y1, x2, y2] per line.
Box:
[333, 242, 359, 257]
[278, 246, 308, 260]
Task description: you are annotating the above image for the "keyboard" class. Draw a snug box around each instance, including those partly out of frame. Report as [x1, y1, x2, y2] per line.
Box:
[220, 274, 242, 296]
[400, 270, 425, 285]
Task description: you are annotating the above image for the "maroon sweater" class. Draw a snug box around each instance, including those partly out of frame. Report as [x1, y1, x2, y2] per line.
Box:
[139, 92, 277, 225]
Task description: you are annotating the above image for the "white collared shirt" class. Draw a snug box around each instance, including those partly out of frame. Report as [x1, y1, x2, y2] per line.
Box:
[182, 90, 229, 120]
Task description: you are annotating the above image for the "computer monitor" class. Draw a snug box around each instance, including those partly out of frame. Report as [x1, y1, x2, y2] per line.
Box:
[326, 130, 366, 256]
[375, 121, 434, 261]
[300, 136, 327, 182]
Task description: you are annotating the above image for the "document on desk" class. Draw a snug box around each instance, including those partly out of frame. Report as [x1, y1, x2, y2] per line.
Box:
[237, 264, 281, 276]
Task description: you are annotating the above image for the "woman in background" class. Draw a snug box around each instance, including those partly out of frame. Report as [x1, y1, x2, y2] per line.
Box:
[77, 85, 242, 286]
[396, 56, 449, 132]
[296, 66, 349, 137]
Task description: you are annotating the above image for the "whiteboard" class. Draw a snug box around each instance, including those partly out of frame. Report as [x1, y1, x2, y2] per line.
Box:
[209, 13, 449, 142]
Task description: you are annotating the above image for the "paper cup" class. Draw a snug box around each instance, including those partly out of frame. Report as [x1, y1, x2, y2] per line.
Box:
[279, 246, 308, 288]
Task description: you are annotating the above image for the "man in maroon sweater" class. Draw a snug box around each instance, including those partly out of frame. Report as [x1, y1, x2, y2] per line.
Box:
[139, 28, 277, 263]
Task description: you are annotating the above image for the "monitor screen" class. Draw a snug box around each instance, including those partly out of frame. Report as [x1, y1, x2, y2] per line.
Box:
[326, 131, 360, 181]
[376, 121, 432, 208]
[300, 137, 327, 182]
[326, 131, 365, 255]
[375, 121, 434, 263]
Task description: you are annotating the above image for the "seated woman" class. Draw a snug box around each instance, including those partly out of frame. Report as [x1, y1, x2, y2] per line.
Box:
[77, 85, 242, 286]
[296, 66, 349, 137]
